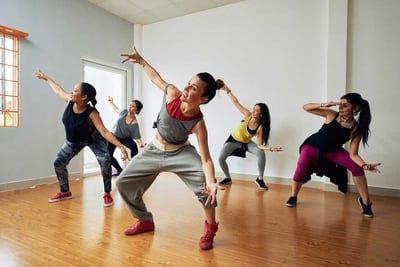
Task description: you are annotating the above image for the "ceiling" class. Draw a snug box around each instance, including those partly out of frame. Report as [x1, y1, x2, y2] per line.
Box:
[87, 0, 246, 25]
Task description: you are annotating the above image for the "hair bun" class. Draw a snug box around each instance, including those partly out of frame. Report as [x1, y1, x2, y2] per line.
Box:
[215, 79, 224, 89]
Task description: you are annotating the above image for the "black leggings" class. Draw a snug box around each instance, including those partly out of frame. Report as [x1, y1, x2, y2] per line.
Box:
[108, 137, 138, 172]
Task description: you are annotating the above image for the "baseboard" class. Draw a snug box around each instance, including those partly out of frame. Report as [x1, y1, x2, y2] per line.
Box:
[3, 172, 399, 198]
[0, 173, 82, 192]
[216, 172, 400, 197]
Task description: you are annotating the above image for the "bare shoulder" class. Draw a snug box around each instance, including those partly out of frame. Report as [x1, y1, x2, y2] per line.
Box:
[166, 84, 181, 101]
[325, 109, 338, 122]
[191, 118, 206, 134]
[89, 109, 101, 121]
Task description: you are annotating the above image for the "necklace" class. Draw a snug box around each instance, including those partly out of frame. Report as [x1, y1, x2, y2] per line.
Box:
[339, 116, 353, 123]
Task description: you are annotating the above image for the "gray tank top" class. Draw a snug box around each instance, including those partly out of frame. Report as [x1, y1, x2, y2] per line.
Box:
[112, 109, 141, 139]
[153, 85, 203, 145]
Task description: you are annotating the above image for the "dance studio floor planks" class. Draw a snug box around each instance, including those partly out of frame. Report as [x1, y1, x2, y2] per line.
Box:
[0, 173, 399, 266]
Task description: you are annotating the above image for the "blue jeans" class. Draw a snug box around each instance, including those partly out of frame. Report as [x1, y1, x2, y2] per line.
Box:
[54, 131, 112, 193]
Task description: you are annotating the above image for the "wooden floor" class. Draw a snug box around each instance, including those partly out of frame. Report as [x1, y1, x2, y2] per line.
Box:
[0, 173, 399, 267]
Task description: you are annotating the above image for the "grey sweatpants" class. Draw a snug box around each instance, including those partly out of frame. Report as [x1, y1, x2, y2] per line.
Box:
[116, 141, 217, 222]
[218, 140, 266, 179]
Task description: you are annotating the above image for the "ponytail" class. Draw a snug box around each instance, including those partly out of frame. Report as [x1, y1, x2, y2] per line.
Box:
[341, 93, 371, 146]
[81, 82, 98, 109]
[356, 99, 371, 146]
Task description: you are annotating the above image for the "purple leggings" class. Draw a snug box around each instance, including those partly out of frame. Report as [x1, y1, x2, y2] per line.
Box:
[293, 144, 365, 183]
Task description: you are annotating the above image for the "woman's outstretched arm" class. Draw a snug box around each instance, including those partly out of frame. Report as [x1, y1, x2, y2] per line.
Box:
[35, 70, 71, 102]
[221, 82, 251, 118]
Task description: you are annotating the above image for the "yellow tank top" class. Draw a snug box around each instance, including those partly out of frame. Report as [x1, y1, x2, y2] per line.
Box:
[231, 116, 261, 143]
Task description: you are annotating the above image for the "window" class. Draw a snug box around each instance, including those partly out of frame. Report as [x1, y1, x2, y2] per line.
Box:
[0, 25, 28, 127]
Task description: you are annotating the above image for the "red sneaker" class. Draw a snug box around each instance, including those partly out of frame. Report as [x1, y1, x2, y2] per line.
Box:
[124, 220, 155, 235]
[103, 194, 114, 207]
[48, 192, 72, 203]
[199, 220, 218, 250]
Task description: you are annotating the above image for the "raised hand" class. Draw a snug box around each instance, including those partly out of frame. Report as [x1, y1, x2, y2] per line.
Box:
[120, 47, 142, 64]
[35, 70, 48, 81]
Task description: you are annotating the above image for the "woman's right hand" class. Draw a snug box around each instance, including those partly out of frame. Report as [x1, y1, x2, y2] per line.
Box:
[35, 70, 48, 81]
[108, 96, 113, 104]
[120, 47, 141, 64]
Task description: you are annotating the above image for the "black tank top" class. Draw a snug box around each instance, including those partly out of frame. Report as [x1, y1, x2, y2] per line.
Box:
[62, 101, 96, 142]
[302, 113, 355, 152]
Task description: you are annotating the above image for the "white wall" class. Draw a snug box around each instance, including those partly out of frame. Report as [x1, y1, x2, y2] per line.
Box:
[135, 0, 399, 194]
[138, 0, 328, 181]
[347, 0, 400, 192]
[0, 0, 134, 189]
[1, 0, 398, 195]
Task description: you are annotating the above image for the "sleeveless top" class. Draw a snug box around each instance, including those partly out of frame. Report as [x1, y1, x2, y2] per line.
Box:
[153, 84, 203, 145]
[62, 101, 96, 142]
[231, 116, 261, 143]
[112, 109, 141, 139]
[302, 113, 355, 152]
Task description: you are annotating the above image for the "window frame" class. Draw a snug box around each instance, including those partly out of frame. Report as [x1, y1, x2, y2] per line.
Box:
[0, 25, 28, 128]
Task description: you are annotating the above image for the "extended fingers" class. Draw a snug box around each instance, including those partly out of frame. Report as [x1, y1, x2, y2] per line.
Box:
[205, 194, 216, 206]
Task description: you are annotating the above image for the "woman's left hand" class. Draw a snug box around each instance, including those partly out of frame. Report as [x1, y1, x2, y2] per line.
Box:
[363, 163, 381, 173]
[269, 146, 283, 152]
[202, 182, 225, 206]
[120, 147, 129, 160]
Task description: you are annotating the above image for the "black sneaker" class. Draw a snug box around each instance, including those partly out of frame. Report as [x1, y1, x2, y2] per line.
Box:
[358, 197, 374, 218]
[219, 178, 232, 185]
[255, 178, 268, 190]
[286, 196, 297, 207]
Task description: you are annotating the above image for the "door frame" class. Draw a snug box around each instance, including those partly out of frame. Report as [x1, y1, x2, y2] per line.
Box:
[80, 57, 131, 177]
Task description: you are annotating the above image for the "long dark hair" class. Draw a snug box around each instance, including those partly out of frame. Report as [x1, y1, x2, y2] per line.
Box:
[341, 92, 371, 146]
[256, 103, 271, 145]
[81, 82, 97, 109]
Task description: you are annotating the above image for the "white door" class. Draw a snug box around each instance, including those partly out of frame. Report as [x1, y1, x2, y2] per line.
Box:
[82, 60, 127, 176]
